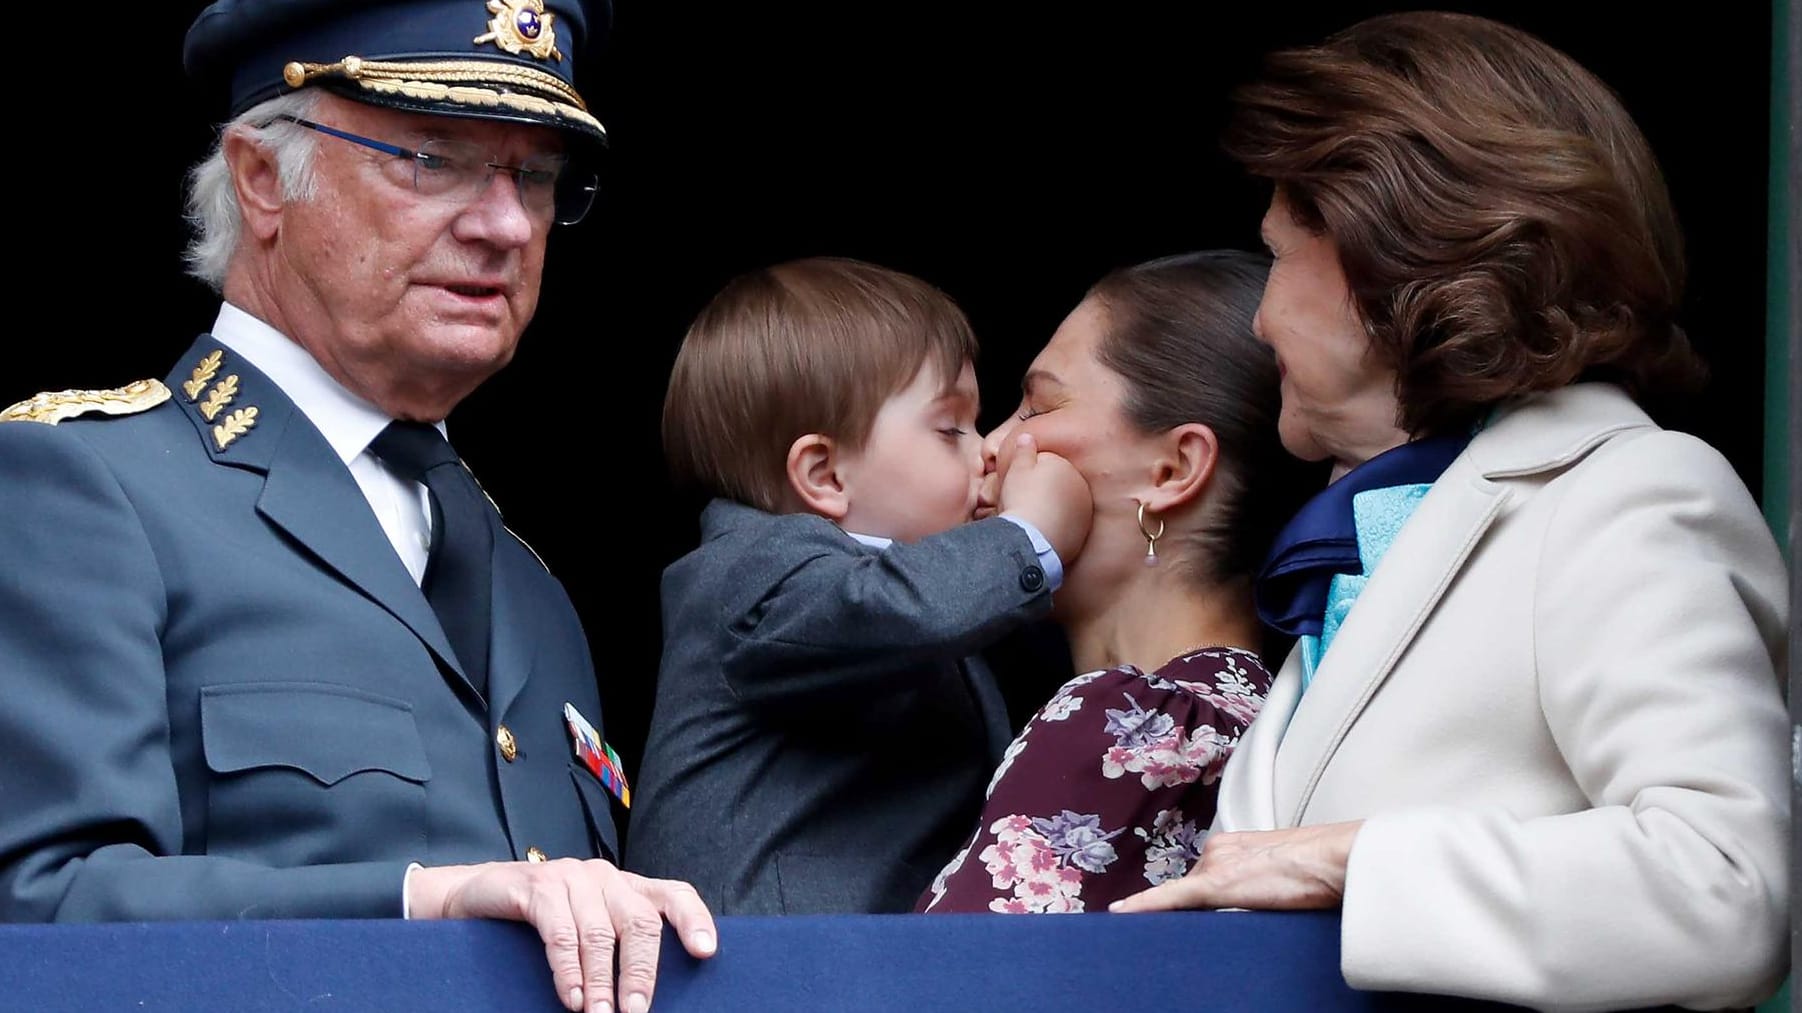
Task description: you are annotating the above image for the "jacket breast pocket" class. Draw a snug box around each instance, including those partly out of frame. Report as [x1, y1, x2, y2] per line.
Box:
[200, 682, 432, 866]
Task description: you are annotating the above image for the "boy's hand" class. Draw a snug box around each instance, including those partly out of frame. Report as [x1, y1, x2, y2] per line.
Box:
[996, 434, 1092, 563]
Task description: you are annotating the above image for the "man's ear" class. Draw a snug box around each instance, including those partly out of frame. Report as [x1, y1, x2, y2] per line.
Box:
[1137, 422, 1220, 515]
[785, 433, 850, 520]
[222, 125, 288, 242]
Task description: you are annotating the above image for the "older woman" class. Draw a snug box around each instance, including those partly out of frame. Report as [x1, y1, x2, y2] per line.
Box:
[1114, 12, 1790, 1011]
[918, 251, 1319, 914]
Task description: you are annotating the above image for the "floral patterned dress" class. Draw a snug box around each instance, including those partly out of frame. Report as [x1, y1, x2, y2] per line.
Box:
[916, 647, 1273, 914]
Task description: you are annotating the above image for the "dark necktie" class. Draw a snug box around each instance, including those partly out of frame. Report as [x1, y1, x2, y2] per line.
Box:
[370, 421, 493, 696]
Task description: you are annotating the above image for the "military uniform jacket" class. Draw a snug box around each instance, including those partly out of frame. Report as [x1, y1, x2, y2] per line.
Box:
[0, 337, 619, 922]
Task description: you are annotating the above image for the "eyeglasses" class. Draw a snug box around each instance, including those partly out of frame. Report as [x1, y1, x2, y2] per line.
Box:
[268, 115, 599, 226]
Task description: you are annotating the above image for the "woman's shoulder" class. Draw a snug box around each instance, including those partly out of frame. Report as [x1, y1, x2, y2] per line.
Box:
[1497, 403, 1767, 547]
[1153, 646, 1273, 686]
[1475, 384, 1743, 496]
[1056, 646, 1270, 690]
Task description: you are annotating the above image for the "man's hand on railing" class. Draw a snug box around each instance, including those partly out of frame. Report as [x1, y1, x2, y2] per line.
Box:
[407, 859, 717, 1013]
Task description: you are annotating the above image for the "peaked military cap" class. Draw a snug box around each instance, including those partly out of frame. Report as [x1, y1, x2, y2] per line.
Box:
[183, 0, 610, 149]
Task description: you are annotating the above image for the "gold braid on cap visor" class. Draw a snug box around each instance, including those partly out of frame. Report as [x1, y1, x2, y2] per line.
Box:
[282, 56, 605, 138]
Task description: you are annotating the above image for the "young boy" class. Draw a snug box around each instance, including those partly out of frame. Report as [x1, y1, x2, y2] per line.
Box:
[628, 257, 1090, 914]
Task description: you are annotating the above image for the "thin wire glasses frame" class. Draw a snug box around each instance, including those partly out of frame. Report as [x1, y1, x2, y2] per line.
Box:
[267, 114, 599, 226]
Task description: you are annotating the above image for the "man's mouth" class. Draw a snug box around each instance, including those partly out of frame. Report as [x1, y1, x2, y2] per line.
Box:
[444, 283, 504, 299]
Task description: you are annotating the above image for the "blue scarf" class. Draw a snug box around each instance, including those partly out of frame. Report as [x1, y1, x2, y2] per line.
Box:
[1254, 433, 1471, 639]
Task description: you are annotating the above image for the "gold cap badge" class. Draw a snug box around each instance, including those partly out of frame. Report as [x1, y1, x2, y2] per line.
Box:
[474, 0, 563, 62]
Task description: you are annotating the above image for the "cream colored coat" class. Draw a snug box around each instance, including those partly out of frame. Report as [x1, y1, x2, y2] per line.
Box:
[1216, 383, 1790, 1011]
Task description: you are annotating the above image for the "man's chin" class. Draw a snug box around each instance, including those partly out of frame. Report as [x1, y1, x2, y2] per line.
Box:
[418, 327, 522, 372]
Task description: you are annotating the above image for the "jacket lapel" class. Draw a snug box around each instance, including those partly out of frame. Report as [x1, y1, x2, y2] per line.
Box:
[1271, 456, 1509, 824]
[1266, 383, 1660, 825]
[487, 514, 539, 720]
[257, 417, 473, 690]
[1214, 648, 1302, 832]
[166, 338, 471, 690]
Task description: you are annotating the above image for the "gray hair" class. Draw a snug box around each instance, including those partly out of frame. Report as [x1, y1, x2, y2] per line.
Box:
[183, 90, 324, 291]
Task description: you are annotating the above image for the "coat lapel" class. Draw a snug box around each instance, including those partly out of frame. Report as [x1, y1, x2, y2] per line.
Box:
[1214, 648, 1302, 832]
[487, 514, 539, 720]
[257, 417, 473, 691]
[1273, 455, 1509, 824]
[1266, 384, 1659, 825]
[166, 338, 471, 691]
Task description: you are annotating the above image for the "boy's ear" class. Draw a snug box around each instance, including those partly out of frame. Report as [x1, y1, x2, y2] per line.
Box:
[786, 433, 851, 520]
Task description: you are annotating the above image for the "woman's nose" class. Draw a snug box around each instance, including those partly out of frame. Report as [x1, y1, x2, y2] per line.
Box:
[980, 417, 1016, 474]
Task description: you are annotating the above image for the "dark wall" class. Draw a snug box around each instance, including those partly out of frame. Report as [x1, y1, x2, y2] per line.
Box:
[15, 3, 1773, 795]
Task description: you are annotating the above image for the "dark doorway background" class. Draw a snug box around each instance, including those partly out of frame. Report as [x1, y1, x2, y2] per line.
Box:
[15, 3, 1771, 811]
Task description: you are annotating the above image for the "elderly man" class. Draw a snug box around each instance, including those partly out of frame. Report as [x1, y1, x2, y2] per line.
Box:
[0, 2, 712, 1011]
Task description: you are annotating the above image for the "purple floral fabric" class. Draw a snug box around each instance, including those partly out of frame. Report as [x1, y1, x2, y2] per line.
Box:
[917, 647, 1273, 914]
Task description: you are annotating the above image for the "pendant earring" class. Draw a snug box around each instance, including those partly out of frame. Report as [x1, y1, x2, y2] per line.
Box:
[1137, 500, 1165, 567]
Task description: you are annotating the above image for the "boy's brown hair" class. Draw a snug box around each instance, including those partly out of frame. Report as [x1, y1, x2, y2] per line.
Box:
[663, 257, 978, 512]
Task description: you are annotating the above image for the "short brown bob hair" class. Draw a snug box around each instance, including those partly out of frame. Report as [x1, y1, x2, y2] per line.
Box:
[1224, 11, 1705, 436]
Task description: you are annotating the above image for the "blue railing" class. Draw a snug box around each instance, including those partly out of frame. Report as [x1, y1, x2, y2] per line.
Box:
[0, 911, 1524, 1011]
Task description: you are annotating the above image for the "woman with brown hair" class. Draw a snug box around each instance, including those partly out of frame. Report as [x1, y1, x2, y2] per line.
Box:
[918, 250, 1320, 914]
[1113, 12, 1789, 1010]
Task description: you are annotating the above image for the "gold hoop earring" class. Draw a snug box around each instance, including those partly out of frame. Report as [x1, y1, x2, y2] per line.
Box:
[1137, 500, 1165, 567]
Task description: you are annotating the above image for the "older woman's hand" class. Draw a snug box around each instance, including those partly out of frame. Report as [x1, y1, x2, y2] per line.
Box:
[1110, 821, 1363, 913]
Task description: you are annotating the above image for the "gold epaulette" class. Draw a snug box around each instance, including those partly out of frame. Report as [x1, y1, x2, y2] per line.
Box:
[0, 379, 172, 425]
